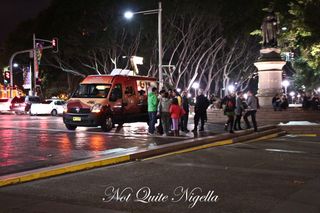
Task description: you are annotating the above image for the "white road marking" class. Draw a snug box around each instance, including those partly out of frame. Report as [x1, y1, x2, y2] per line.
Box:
[265, 148, 307, 154]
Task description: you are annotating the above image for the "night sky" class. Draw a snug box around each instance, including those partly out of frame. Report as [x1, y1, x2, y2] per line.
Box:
[0, 0, 52, 44]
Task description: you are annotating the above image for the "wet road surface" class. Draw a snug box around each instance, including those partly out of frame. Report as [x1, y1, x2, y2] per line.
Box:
[0, 114, 224, 175]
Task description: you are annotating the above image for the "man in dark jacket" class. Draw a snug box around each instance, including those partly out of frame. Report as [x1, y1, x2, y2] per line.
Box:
[222, 93, 236, 133]
[181, 91, 190, 132]
[192, 90, 210, 132]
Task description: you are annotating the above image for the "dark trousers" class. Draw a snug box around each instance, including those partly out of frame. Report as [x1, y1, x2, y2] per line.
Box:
[244, 110, 257, 131]
[234, 115, 242, 129]
[194, 112, 206, 130]
[148, 112, 157, 134]
[181, 113, 189, 131]
[226, 115, 234, 131]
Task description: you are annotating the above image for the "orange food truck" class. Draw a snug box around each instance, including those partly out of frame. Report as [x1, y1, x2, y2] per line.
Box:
[63, 70, 157, 131]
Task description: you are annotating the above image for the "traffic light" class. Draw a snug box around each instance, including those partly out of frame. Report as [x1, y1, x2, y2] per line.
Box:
[3, 71, 10, 85]
[52, 37, 59, 53]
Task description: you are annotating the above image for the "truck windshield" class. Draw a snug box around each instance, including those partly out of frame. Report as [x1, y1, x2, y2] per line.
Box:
[73, 84, 111, 98]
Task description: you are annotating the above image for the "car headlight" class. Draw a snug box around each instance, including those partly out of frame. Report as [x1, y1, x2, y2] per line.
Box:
[63, 105, 68, 113]
[91, 104, 102, 113]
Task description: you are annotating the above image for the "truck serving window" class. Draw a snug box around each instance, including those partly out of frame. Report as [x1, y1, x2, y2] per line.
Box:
[73, 84, 111, 98]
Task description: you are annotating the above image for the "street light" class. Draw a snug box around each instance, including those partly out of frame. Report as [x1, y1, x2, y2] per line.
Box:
[192, 82, 200, 98]
[227, 85, 235, 94]
[13, 63, 19, 68]
[282, 80, 290, 95]
[317, 87, 320, 93]
[124, 2, 163, 89]
[289, 91, 295, 104]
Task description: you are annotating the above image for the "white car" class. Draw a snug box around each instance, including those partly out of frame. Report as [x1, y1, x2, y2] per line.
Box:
[30, 99, 66, 116]
[0, 98, 13, 114]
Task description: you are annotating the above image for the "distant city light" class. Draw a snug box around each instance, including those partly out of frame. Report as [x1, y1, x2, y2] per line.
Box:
[124, 11, 134, 19]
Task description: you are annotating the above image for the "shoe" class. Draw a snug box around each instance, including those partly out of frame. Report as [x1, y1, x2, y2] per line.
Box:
[234, 127, 238, 131]
[229, 130, 234, 133]
[238, 127, 243, 130]
[192, 129, 197, 132]
[199, 128, 204, 132]
[184, 129, 190, 133]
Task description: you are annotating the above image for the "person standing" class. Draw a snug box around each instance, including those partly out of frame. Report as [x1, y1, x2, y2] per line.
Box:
[148, 87, 158, 135]
[234, 91, 244, 131]
[222, 93, 236, 133]
[192, 90, 210, 132]
[158, 92, 171, 136]
[170, 98, 182, 136]
[181, 91, 190, 132]
[243, 91, 258, 132]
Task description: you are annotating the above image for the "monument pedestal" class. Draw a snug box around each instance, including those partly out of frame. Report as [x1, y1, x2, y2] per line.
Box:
[254, 48, 286, 107]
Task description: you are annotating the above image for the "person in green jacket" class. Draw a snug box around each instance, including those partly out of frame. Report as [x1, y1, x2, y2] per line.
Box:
[148, 87, 158, 134]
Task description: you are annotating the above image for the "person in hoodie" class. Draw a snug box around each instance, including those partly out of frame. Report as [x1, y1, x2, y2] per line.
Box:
[148, 87, 158, 135]
[158, 92, 172, 136]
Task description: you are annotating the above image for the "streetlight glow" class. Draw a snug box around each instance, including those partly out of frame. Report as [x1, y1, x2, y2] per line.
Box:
[13, 63, 19, 68]
[124, 11, 134, 19]
[227, 85, 235, 93]
[176, 88, 181, 93]
[192, 82, 200, 89]
[282, 80, 289, 87]
[317, 87, 320, 93]
[289, 91, 295, 97]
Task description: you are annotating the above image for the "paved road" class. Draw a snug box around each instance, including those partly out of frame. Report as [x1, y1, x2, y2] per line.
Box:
[1, 135, 319, 213]
[0, 114, 225, 175]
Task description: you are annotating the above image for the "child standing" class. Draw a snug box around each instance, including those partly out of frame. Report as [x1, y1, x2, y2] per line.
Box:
[170, 98, 182, 136]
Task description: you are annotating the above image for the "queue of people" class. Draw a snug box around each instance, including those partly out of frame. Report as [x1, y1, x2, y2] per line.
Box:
[147, 88, 210, 136]
[148, 88, 190, 136]
[221, 90, 259, 133]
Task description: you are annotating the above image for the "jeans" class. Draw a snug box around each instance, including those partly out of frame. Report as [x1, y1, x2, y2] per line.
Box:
[244, 110, 257, 131]
[161, 112, 171, 135]
[194, 112, 206, 130]
[181, 113, 189, 131]
[226, 115, 234, 131]
[234, 114, 242, 129]
[148, 111, 157, 134]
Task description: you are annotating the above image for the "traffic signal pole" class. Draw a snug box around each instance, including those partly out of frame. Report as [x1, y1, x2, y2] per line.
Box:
[9, 49, 33, 98]
[8, 34, 57, 98]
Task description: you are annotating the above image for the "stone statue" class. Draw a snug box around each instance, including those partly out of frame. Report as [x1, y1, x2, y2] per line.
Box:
[261, 11, 278, 48]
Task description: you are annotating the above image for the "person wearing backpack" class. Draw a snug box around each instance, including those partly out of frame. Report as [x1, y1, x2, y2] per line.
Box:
[222, 93, 236, 133]
[243, 90, 258, 132]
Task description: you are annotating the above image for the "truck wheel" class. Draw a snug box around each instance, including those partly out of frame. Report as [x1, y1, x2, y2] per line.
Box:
[65, 124, 77, 130]
[51, 109, 58, 116]
[101, 115, 113, 132]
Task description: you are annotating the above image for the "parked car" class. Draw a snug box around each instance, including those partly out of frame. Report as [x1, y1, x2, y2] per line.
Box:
[10, 96, 41, 114]
[0, 98, 13, 114]
[30, 99, 66, 116]
[63, 70, 157, 131]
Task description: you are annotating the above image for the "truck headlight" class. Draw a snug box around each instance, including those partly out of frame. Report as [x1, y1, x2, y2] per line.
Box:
[91, 104, 102, 113]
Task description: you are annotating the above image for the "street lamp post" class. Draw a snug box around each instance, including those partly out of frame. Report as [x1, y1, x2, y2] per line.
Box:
[192, 82, 200, 98]
[124, 2, 163, 89]
[282, 80, 290, 95]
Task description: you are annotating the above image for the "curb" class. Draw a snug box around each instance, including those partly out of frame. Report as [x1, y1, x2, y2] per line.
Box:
[0, 125, 283, 188]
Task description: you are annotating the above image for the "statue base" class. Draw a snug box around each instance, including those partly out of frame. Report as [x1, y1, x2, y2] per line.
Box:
[254, 48, 286, 108]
